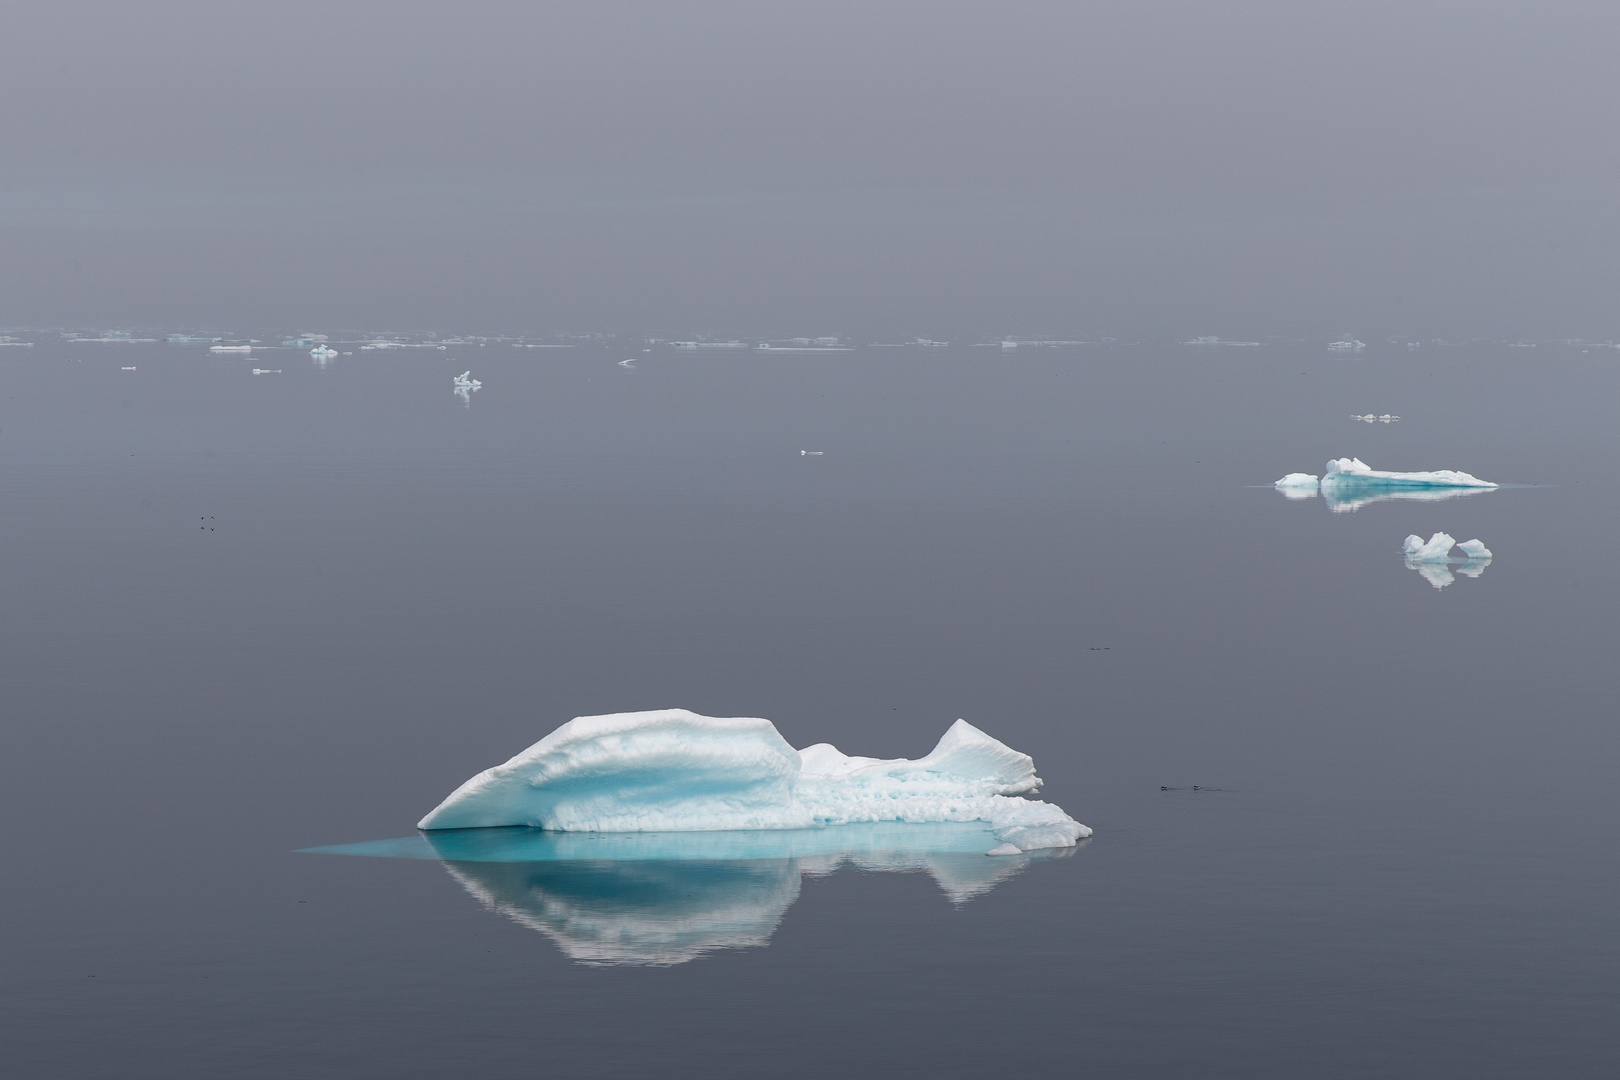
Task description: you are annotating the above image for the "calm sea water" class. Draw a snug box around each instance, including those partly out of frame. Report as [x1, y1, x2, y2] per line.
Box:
[1, 339, 1616, 1077]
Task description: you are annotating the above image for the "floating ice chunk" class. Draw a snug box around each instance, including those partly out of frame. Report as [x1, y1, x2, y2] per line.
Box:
[1402, 532, 1457, 562]
[1274, 473, 1320, 499]
[986, 843, 1023, 856]
[417, 709, 1089, 849]
[1323, 457, 1496, 488]
[1401, 533, 1492, 588]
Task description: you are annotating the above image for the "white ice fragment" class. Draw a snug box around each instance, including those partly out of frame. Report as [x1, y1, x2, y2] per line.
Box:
[1456, 539, 1492, 559]
[418, 709, 1090, 849]
[1274, 473, 1320, 499]
[1402, 532, 1457, 562]
[986, 843, 1023, 856]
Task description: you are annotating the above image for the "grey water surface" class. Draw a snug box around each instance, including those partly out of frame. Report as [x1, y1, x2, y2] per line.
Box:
[1, 340, 1616, 1077]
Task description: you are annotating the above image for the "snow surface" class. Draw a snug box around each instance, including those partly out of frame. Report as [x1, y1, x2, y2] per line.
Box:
[417, 709, 1089, 852]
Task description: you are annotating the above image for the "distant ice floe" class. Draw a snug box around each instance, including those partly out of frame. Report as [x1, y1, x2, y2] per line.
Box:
[1275, 458, 1498, 513]
[417, 709, 1087, 855]
[453, 370, 482, 403]
[1402, 532, 1493, 589]
[310, 345, 338, 360]
[1351, 414, 1400, 423]
[307, 821, 1067, 966]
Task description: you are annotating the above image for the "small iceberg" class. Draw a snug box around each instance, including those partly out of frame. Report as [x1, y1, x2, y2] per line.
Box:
[417, 709, 1089, 853]
[1274, 472, 1320, 499]
[1277, 459, 1498, 512]
[1402, 531, 1457, 563]
[310, 345, 338, 360]
[1324, 457, 1496, 490]
[1402, 532, 1493, 589]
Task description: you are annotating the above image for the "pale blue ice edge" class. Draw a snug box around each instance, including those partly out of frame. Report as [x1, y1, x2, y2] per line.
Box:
[304, 821, 1023, 863]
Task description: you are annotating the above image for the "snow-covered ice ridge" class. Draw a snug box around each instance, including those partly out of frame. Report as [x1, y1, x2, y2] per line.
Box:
[418, 709, 1089, 852]
[1275, 457, 1497, 495]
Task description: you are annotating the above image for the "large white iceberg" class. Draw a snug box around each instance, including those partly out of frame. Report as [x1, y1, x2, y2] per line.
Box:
[417, 709, 1089, 852]
[1276, 459, 1499, 512]
[1322, 457, 1496, 489]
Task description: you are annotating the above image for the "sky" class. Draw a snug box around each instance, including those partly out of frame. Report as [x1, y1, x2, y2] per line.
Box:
[2, 0, 1619, 336]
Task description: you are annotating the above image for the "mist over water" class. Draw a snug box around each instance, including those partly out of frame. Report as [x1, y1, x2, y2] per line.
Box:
[5, 2, 1620, 334]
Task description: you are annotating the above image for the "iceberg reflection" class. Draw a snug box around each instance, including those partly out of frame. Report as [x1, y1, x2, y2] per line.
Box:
[305, 822, 1071, 966]
[1324, 485, 1495, 513]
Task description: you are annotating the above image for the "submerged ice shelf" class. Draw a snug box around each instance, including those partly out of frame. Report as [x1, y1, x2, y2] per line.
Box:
[417, 709, 1089, 853]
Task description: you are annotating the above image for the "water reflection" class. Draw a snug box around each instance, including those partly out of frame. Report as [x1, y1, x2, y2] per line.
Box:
[1406, 555, 1492, 590]
[1325, 485, 1495, 513]
[306, 823, 1073, 966]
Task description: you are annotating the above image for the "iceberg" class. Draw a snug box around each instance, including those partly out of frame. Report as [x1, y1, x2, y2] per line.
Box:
[1277, 458, 1499, 512]
[417, 709, 1089, 853]
[1401, 532, 1492, 589]
[1402, 531, 1457, 563]
[1322, 457, 1496, 490]
[1274, 472, 1320, 491]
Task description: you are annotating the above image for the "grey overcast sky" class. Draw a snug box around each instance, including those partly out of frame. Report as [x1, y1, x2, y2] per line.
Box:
[2, 1, 1618, 335]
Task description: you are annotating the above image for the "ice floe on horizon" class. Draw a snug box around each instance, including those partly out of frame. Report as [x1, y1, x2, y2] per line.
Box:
[416, 709, 1088, 854]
